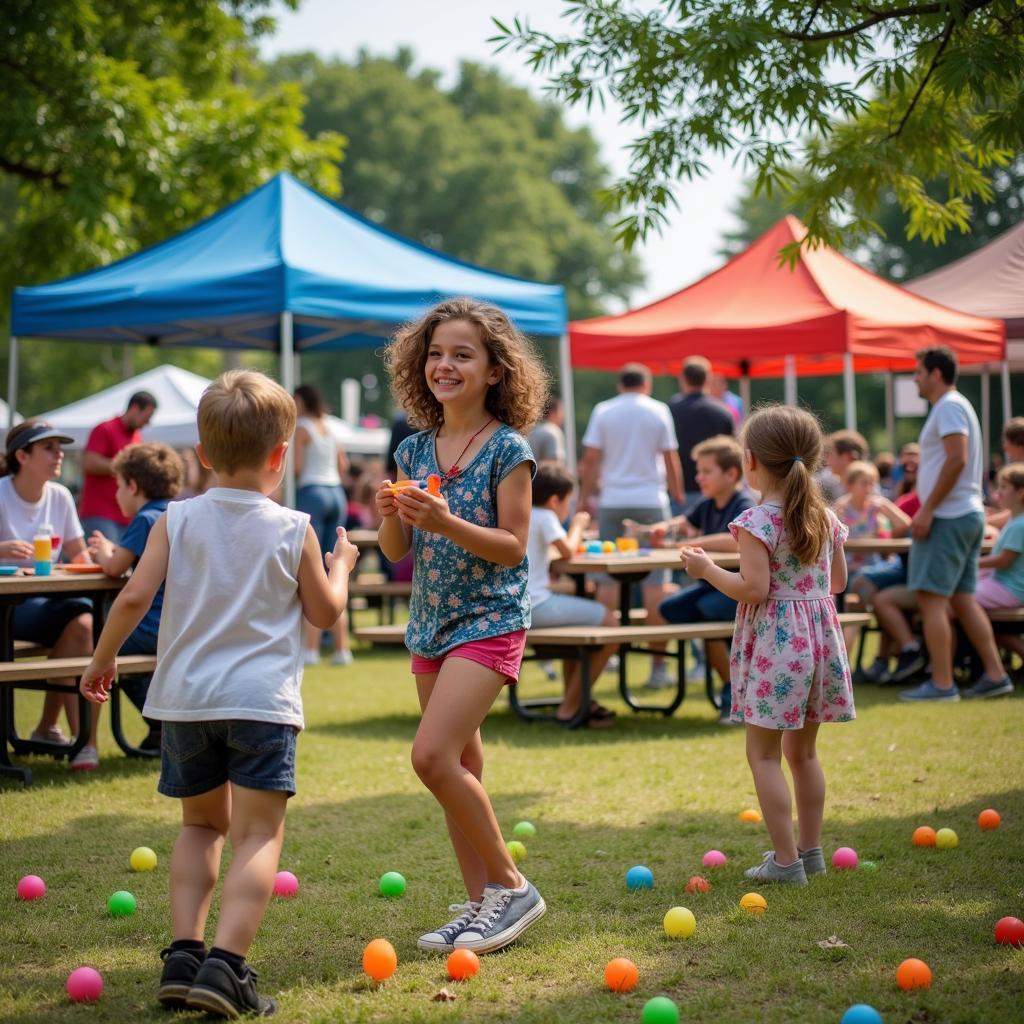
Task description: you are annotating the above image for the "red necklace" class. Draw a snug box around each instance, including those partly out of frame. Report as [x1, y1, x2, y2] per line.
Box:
[438, 417, 495, 483]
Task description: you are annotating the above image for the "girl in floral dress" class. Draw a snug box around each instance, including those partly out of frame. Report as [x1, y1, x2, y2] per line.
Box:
[377, 298, 548, 953]
[682, 406, 853, 885]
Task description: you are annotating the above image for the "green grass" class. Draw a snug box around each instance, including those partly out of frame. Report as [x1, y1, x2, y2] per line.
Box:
[2, 641, 1023, 1023]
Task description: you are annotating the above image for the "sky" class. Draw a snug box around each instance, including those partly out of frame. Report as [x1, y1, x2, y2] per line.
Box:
[260, 0, 746, 308]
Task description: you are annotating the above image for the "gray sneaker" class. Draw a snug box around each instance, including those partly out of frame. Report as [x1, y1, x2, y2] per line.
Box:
[743, 851, 808, 885]
[644, 662, 677, 690]
[799, 846, 827, 877]
[453, 880, 546, 954]
[963, 675, 1014, 699]
[899, 679, 960, 702]
[417, 900, 481, 952]
[860, 658, 892, 684]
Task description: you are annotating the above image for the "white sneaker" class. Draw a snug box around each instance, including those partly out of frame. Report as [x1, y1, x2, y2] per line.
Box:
[330, 649, 354, 667]
[69, 744, 99, 772]
[603, 655, 620, 675]
[303, 649, 320, 666]
[645, 662, 677, 689]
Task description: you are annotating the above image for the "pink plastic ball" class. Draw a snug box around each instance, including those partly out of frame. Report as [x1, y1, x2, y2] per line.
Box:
[832, 846, 859, 870]
[702, 850, 728, 868]
[273, 870, 299, 897]
[66, 966, 103, 1002]
[17, 874, 46, 901]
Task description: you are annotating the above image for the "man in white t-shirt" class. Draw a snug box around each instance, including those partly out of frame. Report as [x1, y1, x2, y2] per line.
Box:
[901, 346, 1012, 703]
[578, 363, 684, 687]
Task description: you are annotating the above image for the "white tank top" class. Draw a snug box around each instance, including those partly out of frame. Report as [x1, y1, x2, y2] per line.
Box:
[142, 488, 310, 729]
[296, 416, 342, 488]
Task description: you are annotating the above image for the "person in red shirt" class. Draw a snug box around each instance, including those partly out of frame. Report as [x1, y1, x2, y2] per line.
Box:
[79, 391, 157, 542]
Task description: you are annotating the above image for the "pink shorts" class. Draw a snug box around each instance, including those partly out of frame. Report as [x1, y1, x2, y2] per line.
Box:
[410, 630, 527, 685]
[975, 572, 1022, 610]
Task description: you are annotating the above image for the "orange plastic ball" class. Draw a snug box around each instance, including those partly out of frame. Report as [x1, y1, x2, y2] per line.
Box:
[685, 875, 711, 894]
[447, 948, 480, 981]
[912, 826, 937, 847]
[604, 957, 639, 993]
[978, 808, 1001, 830]
[362, 938, 397, 982]
[896, 958, 932, 991]
[739, 808, 762, 823]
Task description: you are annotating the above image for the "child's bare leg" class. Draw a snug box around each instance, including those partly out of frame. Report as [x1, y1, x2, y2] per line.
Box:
[416, 671, 488, 898]
[558, 608, 616, 719]
[706, 640, 730, 682]
[211, 785, 288, 955]
[171, 785, 231, 942]
[745, 725, 798, 864]
[782, 723, 824, 852]
[412, 661, 519, 891]
[330, 611, 350, 654]
[304, 620, 320, 654]
[36, 613, 93, 735]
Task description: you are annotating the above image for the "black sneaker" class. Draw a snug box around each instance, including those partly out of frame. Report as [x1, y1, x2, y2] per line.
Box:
[890, 645, 927, 683]
[157, 946, 205, 1009]
[186, 957, 276, 1018]
[859, 659, 892, 685]
[138, 727, 163, 753]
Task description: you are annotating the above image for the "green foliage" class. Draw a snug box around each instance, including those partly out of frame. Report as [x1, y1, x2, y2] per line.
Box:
[494, 1, 1024, 256]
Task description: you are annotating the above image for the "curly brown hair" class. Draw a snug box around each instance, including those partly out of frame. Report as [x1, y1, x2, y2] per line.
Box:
[112, 443, 184, 500]
[383, 297, 550, 433]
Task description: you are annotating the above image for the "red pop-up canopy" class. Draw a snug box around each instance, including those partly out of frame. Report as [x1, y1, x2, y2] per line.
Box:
[570, 216, 1005, 379]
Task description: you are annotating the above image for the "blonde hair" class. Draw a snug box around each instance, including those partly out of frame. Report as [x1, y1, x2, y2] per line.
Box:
[999, 461, 1024, 491]
[197, 370, 296, 474]
[691, 434, 743, 476]
[384, 297, 550, 433]
[743, 405, 831, 565]
[845, 460, 879, 487]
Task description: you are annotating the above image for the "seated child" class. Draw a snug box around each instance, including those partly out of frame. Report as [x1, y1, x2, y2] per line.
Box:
[656, 436, 755, 723]
[88, 442, 185, 751]
[527, 464, 618, 726]
[987, 419, 1024, 531]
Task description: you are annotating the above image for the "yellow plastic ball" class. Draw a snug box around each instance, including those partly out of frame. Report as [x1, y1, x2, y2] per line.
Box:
[602, 541, 616, 553]
[935, 828, 959, 849]
[740, 892, 768, 915]
[129, 847, 158, 872]
[663, 906, 696, 939]
[506, 840, 527, 863]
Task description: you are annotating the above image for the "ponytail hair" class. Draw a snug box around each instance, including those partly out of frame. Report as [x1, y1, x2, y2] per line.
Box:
[742, 405, 831, 565]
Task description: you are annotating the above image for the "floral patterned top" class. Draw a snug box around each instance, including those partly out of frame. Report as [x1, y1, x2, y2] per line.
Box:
[395, 424, 535, 658]
[839, 499, 891, 571]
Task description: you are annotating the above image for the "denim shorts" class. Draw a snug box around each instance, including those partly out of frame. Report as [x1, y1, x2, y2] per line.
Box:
[659, 580, 738, 625]
[12, 596, 93, 647]
[851, 557, 907, 593]
[530, 593, 608, 628]
[296, 484, 347, 555]
[158, 720, 299, 798]
[908, 511, 984, 597]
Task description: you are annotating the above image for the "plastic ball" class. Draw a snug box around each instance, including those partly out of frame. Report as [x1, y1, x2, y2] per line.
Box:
[362, 938, 397, 982]
[739, 892, 767, 914]
[860, 860, 879, 872]
[273, 870, 299, 897]
[107, 890, 137, 917]
[935, 827, 958, 849]
[130, 846, 158, 872]
[604, 957, 638, 992]
[832, 846, 859, 870]
[994, 916, 1024, 947]
[447, 948, 480, 981]
[16, 874, 46, 901]
[641, 995, 680, 1024]
[66, 966, 103, 1002]
[507, 840, 527, 864]
[840, 1004, 883, 1024]
[685, 875, 711, 894]
[602, 541, 616, 553]
[586, 541, 603, 555]
[378, 871, 406, 897]
[739, 808, 762, 823]
[702, 849, 727, 868]
[912, 826, 936, 847]
[978, 808, 1001, 830]
[663, 906, 696, 939]
[896, 957, 932, 990]
[626, 865, 654, 890]
[512, 821, 536, 838]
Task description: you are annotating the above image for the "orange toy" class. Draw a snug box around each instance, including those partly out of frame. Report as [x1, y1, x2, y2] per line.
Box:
[896, 958, 932, 991]
[362, 938, 397, 982]
[386, 479, 423, 496]
[978, 808, 1001, 830]
[604, 957, 639, 993]
[426, 474, 442, 496]
[739, 809, 762, 823]
[912, 826, 937, 847]
[447, 948, 480, 981]
[685, 875, 711, 894]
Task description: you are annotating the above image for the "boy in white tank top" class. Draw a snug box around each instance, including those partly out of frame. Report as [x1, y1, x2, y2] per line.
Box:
[80, 370, 358, 1017]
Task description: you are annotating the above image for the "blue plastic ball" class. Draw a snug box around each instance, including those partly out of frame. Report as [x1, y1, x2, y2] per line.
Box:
[840, 1005, 883, 1024]
[626, 865, 654, 890]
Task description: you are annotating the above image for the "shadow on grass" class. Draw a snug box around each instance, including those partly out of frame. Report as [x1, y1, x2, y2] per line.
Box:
[3, 784, 1023, 1024]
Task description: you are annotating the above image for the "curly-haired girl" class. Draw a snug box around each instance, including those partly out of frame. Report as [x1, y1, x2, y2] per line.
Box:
[378, 297, 549, 954]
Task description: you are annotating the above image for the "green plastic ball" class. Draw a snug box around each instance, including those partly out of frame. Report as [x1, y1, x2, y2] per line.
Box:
[108, 890, 137, 917]
[507, 840, 527, 863]
[641, 995, 680, 1024]
[860, 860, 879, 872]
[512, 821, 536, 838]
[378, 871, 406, 897]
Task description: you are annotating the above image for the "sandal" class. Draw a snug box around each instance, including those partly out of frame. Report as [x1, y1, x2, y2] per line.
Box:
[556, 702, 617, 729]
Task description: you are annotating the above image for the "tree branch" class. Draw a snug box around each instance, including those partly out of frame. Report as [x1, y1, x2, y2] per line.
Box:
[0, 155, 65, 189]
[780, 0, 992, 42]
[886, 18, 955, 140]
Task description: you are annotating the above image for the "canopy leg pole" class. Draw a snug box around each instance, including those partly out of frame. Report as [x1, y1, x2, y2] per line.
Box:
[280, 312, 296, 508]
[6, 335, 17, 429]
[1002, 360, 1012, 420]
[739, 360, 751, 421]
[783, 355, 797, 407]
[885, 372, 896, 453]
[981, 370, 991, 465]
[558, 332, 577, 476]
[843, 353, 857, 432]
